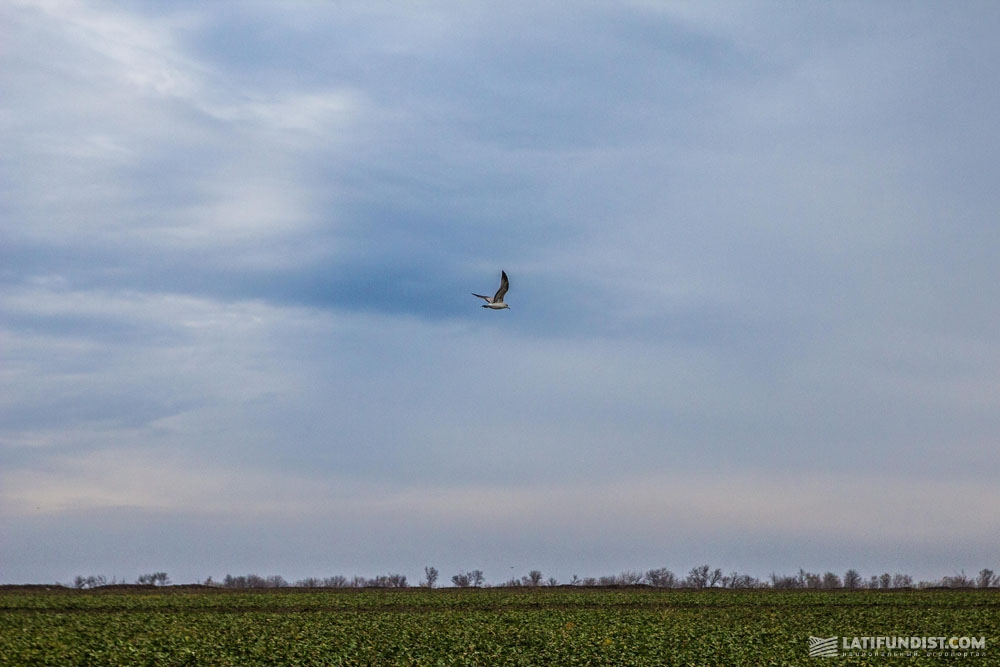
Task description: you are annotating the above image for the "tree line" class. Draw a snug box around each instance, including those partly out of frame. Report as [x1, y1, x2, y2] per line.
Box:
[68, 566, 1000, 590]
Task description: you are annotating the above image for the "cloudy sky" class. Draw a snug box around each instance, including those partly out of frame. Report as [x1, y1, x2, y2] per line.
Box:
[3, 0, 999, 586]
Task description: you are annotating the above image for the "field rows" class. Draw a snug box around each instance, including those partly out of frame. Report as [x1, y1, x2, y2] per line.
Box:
[2, 588, 997, 665]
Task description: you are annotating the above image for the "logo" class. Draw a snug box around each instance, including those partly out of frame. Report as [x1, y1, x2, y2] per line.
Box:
[809, 636, 838, 657]
[809, 635, 987, 658]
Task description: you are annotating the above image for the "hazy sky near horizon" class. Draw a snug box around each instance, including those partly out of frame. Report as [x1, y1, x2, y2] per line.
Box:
[2, 0, 999, 585]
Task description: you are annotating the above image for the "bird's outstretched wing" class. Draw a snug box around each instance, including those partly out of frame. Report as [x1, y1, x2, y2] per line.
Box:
[471, 292, 492, 302]
[493, 270, 509, 302]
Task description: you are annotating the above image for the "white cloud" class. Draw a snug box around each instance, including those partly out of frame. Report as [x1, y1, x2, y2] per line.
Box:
[3, 1, 363, 252]
[0, 285, 322, 453]
[11, 0, 202, 98]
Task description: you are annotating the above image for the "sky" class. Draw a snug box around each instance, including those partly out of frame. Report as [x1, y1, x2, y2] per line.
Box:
[2, 0, 999, 586]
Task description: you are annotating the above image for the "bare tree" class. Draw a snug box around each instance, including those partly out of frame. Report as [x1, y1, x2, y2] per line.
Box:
[707, 568, 723, 588]
[222, 574, 267, 588]
[644, 568, 676, 588]
[686, 565, 711, 588]
[891, 573, 913, 588]
[878, 573, 892, 589]
[74, 575, 109, 589]
[451, 571, 471, 588]
[388, 573, 408, 588]
[843, 569, 862, 589]
[770, 573, 801, 589]
[421, 566, 439, 589]
[727, 573, 763, 589]
[617, 570, 643, 585]
[296, 577, 322, 588]
[324, 575, 349, 588]
[821, 572, 841, 589]
[366, 573, 407, 588]
[941, 570, 973, 588]
[470, 570, 486, 588]
[139, 572, 169, 586]
[976, 569, 996, 588]
[519, 570, 543, 587]
[802, 572, 822, 589]
[719, 570, 763, 588]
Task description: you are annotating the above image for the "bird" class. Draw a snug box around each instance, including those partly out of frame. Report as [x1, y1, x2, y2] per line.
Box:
[472, 270, 510, 309]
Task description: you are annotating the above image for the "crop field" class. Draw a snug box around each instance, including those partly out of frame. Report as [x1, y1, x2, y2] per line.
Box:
[1, 586, 997, 665]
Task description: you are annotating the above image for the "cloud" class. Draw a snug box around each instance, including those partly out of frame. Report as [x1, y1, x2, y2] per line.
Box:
[2, 1, 999, 584]
[4, 451, 996, 583]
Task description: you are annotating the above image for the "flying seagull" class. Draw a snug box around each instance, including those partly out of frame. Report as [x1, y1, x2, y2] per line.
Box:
[472, 270, 510, 309]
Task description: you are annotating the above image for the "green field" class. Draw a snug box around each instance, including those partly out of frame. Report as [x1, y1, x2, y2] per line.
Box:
[1, 586, 997, 665]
